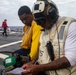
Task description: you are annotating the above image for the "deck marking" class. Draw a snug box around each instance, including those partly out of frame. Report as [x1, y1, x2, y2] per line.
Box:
[0, 40, 22, 59]
[0, 53, 8, 59]
[0, 40, 22, 48]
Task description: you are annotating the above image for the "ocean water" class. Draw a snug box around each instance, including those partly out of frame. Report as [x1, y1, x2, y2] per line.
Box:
[9, 26, 23, 32]
[0, 26, 23, 32]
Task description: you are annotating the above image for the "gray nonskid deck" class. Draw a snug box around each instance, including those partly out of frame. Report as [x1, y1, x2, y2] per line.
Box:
[0, 31, 23, 72]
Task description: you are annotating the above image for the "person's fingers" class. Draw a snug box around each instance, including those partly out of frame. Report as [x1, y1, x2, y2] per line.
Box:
[21, 69, 30, 75]
[22, 64, 27, 69]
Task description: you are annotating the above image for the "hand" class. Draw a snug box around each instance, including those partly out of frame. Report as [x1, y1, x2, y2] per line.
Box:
[22, 61, 34, 69]
[22, 57, 27, 64]
[21, 64, 40, 75]
[21, 56, 31, 63]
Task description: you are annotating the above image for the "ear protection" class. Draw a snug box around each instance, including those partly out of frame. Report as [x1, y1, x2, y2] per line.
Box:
[44, 1, 59, 20]
[33, 0, 59, 25]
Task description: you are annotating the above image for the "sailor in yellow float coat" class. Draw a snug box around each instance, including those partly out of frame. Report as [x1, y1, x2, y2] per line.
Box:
[14, 6, 43, 61]
[20, 20, 42, 60]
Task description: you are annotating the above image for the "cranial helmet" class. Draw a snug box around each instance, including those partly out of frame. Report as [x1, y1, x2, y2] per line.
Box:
[32, 0, 59, 25]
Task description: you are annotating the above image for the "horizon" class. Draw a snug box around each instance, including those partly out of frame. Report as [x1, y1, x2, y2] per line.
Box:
[0, 0, 76, 26]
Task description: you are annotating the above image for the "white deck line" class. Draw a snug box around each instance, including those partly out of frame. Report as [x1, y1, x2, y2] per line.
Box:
[0, 40, 22, 48]
[0, 53, 8, 59]
[0, 40, 22, 59]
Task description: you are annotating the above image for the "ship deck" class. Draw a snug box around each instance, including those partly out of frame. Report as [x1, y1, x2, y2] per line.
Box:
[0, 31, 23, 74]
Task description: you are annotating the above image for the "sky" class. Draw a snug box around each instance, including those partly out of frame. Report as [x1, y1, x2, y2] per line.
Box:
[0, 0, 76, 26]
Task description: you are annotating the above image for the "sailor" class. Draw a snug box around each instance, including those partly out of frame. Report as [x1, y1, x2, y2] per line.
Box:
[21, 0, 76, 75]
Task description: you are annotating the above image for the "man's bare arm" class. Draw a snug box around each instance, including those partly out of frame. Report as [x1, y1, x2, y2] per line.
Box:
[37, 57, 71, 72]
